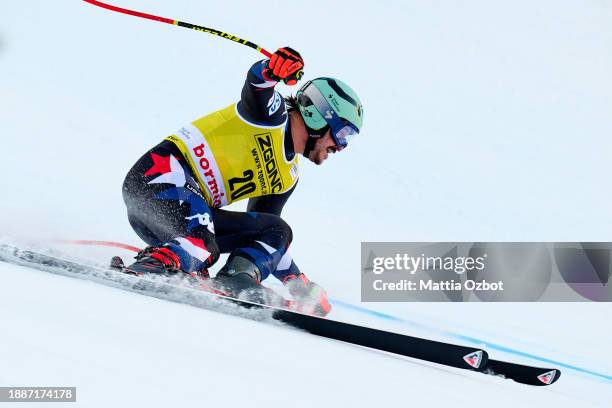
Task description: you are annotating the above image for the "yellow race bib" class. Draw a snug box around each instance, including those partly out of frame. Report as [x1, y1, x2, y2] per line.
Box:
[167, 103, 299, 207]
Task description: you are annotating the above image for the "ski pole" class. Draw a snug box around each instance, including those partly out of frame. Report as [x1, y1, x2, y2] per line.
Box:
[83, 0, 272, 58]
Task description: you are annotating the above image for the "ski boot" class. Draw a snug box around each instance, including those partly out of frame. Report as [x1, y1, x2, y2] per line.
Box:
[111, 246, 209, 279]
[284, 274, 332, 316]
[122, 246, 181, 276]
[213, 256, 284, 306]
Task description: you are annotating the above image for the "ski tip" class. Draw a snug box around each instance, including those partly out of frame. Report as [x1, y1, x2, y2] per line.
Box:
[484, 359, 562, 386]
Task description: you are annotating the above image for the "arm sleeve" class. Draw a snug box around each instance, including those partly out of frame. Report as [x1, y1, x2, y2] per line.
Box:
[246, 182, 297, 216]
[237, 60, 287, 126]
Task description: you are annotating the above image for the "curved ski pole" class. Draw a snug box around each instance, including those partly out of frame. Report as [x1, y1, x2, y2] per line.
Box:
[83, 0, 273, 58]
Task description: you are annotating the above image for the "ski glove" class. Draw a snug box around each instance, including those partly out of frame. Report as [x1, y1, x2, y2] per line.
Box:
[263, 47, 304, 85]
[285, 274, 331, 317]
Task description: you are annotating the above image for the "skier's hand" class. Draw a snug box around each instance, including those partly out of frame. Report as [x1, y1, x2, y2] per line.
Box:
[263, 47, 304, 85]
[285, 274, 331, 317]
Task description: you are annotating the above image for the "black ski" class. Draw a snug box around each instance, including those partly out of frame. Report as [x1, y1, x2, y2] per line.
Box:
[0, 245, 561, 385]
[483, 359, 561, 386]
[270, 307, 487, 370]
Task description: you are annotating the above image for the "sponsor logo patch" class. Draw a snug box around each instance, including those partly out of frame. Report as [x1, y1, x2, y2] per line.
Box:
[267, 92, 282, 116]
[463, 350, 483, 369]
[171, 125, 227, 207]
[537, 370, 557, 385]
[254, 132, 283, 193]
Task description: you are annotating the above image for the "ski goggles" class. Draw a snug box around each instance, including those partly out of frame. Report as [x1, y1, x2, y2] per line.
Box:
[299, 82, 359, 150]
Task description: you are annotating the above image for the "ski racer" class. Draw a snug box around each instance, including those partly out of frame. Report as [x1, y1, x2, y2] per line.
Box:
[121, 47, 363, 316]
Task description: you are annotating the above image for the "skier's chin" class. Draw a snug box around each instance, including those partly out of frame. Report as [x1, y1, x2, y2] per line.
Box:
[309, 151, 327, 165]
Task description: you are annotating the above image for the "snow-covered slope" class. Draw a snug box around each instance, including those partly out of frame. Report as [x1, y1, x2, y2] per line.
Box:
[1, 1, 611, 406]
[1, 259, 609, 408]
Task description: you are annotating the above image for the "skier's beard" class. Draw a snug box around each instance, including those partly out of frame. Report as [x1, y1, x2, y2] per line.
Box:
[303, 136, 318, 161]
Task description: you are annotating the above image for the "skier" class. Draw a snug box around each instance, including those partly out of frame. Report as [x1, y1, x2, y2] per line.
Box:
[121, 47, 363, 316]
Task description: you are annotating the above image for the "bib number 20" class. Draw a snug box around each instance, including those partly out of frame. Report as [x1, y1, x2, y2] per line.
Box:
[228, 170, 256, 200]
